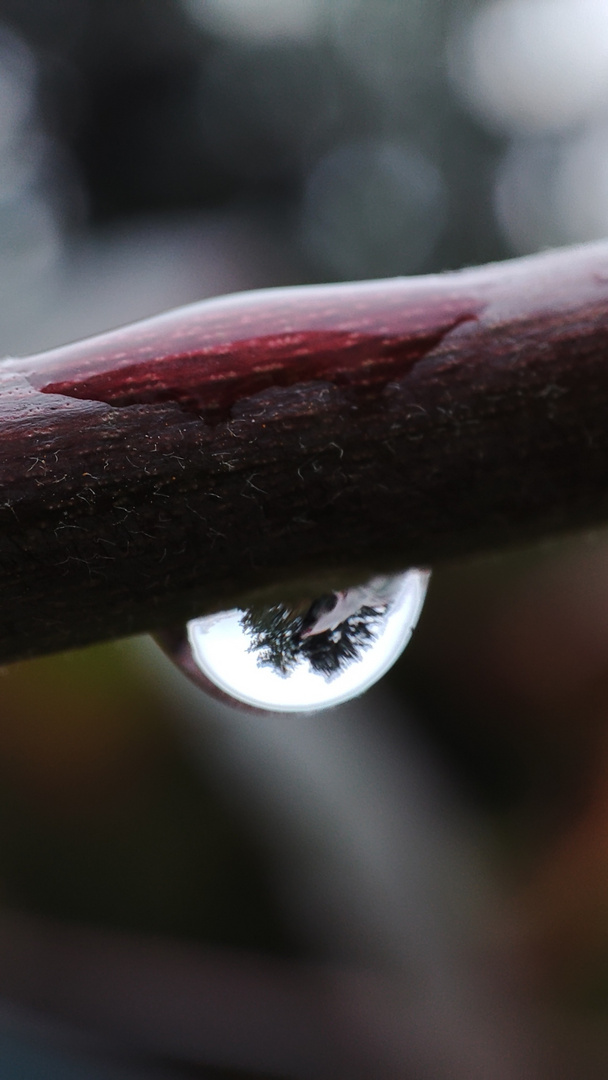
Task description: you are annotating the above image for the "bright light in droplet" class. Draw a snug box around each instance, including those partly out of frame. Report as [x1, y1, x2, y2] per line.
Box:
[184, 570, 429, 713]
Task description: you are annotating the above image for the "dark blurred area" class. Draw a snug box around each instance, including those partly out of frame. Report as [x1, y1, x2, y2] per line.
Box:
[0, 0, 607, 1076]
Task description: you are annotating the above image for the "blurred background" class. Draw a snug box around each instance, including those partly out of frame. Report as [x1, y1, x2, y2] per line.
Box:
[0, 0, 607, 1076]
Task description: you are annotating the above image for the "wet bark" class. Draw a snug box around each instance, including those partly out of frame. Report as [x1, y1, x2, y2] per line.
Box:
[3, 240, 608, 662]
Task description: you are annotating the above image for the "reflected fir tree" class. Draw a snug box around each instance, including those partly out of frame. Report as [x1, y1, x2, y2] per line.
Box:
[240, 593, 390, 680]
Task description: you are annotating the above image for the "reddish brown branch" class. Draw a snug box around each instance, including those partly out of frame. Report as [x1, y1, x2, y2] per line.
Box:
[3, 241, 608, 662]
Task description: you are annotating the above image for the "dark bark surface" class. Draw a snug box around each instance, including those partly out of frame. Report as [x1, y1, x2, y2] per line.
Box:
[3, 241, 608, 662]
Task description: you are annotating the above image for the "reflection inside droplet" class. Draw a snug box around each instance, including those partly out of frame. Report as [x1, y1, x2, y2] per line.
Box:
[159, 569, 429, 713]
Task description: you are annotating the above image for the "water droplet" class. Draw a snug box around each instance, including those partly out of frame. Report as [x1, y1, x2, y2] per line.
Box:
[157, 569, 430, 713]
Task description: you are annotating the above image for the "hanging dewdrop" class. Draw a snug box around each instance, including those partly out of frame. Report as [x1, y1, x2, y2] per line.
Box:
[169, 570, 430, 712]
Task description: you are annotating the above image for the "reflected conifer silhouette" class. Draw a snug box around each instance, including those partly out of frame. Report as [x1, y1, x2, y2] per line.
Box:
[240, 596, 390, 680]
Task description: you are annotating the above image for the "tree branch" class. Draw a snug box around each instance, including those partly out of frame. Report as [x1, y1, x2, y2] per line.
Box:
[3, 241, 608, 662]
